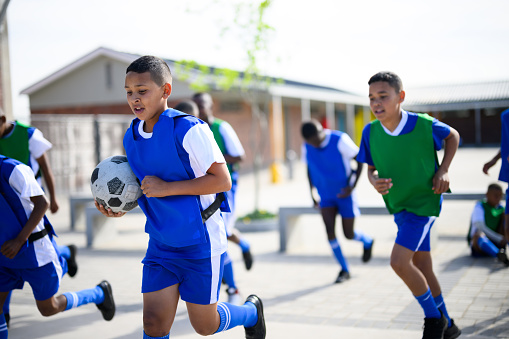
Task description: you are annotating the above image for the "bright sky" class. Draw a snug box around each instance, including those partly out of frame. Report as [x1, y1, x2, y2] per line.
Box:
[6, 0, 509, 120]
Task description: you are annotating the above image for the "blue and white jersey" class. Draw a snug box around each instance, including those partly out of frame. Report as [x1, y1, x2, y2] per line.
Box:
[124, 109, 227, 259]
[302, 129, 359, 200]
[0, 157, 58, 268]
[499, 108, 509, 183]
[357, 111, 451, 166]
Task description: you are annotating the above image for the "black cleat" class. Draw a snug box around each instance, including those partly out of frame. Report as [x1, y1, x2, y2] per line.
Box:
[422, 312, 447, 339]
[362, 240, 374, 263]
[496, 248, 509, 267]
[96, 280, 115, 321]
[66, 245, 78, 277]
[244, 295, 266, 339]
[444, 319, 461, 339]
[243, 250, 254, 270]
[4, 313, 9, 328]
[335, 270, 350, 284]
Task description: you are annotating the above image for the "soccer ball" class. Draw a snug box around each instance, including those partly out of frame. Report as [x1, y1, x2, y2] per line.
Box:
[90, 155, 143, 213]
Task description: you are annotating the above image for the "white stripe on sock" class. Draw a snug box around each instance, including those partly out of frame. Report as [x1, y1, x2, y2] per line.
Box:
[217, 303, 231, 332]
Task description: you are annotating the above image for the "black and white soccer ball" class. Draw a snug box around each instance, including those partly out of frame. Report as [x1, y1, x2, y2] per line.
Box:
[90, 155, 143, 213]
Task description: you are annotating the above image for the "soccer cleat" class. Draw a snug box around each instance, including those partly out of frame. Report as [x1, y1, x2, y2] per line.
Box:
[96, 280, 115, 321]
[444, 319, 461, 339]
[67, 245, 78, 277]
[244, 295, 266, 339]
[335, 270, 350, 284]
[496, 248, 509, 267]
[226, 287, 242, 305]
[243, 250, 254, 270]
[422, 312, 447, 339]
[362, 240, 374, 263]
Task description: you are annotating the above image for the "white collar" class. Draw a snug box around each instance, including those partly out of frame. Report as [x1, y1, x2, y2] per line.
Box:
[138, 120, 152, 139]
[381, 110, 408, 136]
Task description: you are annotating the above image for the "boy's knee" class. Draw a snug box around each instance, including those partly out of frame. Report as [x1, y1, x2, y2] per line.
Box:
[37, 303, 58, 317]
[390, 256, 407, 274]
[191, 322, 217, 336]
[343, 230, 354, 240]
[143, 312, 170, 337]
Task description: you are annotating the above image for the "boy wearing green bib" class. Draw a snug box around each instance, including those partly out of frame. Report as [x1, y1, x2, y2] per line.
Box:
[468, 183, 508, 265]
[357, 72, 461, 339]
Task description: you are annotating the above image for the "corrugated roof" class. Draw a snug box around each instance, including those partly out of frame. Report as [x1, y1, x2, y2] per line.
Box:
[404, 80, 509, 109]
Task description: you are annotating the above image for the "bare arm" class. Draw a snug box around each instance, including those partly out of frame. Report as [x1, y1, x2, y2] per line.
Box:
[141, 162, 231, 198]
[432, 127, 460, 194]
[1, 195, 49, 259]
[306, 166, 319, 207]
[36, 153, 59, 213]
[483, 149, 501, 175]
[224, 154, 245, 165]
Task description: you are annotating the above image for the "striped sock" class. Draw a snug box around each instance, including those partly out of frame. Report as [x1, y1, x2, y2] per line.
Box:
[434, 293, 451, 327]
[215, 301, 257, 333]
[329, 239, 349, 272]
[477, 235, 499, 257]
[415, 288, 441, 319]
[63, 285, 104, 311]
[239, 239, 250, 253]
[353, 231, 373, 248]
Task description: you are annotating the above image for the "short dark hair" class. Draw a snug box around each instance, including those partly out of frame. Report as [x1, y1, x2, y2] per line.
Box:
[174, 100, 198, 116]
[126, 56, 172, 86]
[488, 183, 503, 192]
[301, 120, 322, 139]
[368, 71, 403, 93]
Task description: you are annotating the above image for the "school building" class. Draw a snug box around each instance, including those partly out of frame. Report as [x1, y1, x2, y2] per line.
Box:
[20, 47, 508, 193]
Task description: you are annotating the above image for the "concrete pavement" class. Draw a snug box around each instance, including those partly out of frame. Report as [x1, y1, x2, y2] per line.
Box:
[5, 147, 509, 339]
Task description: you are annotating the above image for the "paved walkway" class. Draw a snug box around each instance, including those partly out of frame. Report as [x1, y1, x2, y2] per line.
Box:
[5, 147, 509, 338]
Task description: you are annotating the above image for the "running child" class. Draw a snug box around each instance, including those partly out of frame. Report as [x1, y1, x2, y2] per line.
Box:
[357, 71, 461, 339]
[301, 119, 374, 283]
[96, 56, 265, 338]
[0, 155, 115, 339]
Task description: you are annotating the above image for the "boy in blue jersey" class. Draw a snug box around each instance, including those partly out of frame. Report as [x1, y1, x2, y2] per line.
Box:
[357, 72, 461, 339]
[301, 119, 374, 284]
[468, 183, 509, 265]
[0, 155, 115, 339]
[0, 109, 79, 327]
[483, 108, 509, 241]
[96, 56, 265, 339]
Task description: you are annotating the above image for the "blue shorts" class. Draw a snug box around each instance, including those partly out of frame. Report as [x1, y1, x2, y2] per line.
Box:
[320, 194, 359, 219]
[394, 211, 436, 252]
[142, 251, 225, 305]
[0, 258, 64, 301]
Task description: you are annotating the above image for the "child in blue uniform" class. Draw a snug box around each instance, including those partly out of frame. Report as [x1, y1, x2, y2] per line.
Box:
[0, 155, 115, 339]
[357, 72, 461, 339]
[301, 119, 374, 283]
[0, 109, 79, 327]
[96, 56, 265, 339]
[483, 108, 509, 241]
[468, 183, 509, 265]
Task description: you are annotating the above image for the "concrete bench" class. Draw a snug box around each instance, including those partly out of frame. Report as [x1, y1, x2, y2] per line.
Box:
[69, 194, 94, 231]
[85, 204, 144, 248]
[278, 193, 487, 253]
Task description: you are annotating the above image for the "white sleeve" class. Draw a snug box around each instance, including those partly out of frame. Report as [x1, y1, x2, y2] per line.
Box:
[219, 121, 245, 157]
[182, 124, 226, 177]
[471, 202, 485, 224]
[9, 164, 45, 199]
[28, 128, 52, 159]
[338, 133, 359, 160]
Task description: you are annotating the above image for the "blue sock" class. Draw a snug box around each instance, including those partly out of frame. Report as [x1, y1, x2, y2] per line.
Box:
[477, 235, 499, 257]
[239, 239, 250, 253]
[63, 285, 104, 311]
[215, 301, 257, 333]
[353, 231, 373, 248]
[58, 245, 71, 260]
[2, 291, 11, 315]
[143, 331, 169, 338]
[329, 239, 349, 272]
[434, 293, 451, 327]
[223, 253, 237, 289]
[0, 313, 7, 339]
[415, 288, 441, 319]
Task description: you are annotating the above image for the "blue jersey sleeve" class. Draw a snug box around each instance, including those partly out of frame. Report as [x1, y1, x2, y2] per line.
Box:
[356, 124, 374, 166]
[431, 119, 451, 150]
